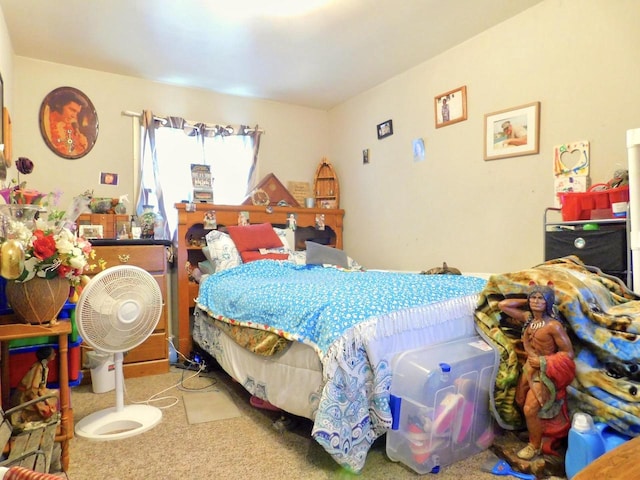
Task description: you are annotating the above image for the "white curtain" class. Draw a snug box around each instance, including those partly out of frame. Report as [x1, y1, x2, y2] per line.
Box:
[137, 110, 263, 241]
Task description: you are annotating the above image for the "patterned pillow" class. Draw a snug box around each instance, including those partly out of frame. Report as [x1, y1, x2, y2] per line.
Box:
[205, 230, 242, 272]
[272, 227, 293, 254]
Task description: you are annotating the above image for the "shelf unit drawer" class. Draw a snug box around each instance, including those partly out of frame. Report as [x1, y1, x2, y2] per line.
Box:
[545, 228, 627, 272]
[93, 245, 166, 272]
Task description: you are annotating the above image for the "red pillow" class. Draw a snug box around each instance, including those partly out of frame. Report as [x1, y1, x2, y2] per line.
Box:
[227, 223, 284, 252]
[240, 251, 288, 263]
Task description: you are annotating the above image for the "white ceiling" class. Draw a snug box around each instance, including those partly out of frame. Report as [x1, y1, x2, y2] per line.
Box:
[0, 0, 542, 110]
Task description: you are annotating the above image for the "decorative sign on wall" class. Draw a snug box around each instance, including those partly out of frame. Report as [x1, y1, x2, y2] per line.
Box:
[39, 86, 98, 159]
[553, 140, 590, 177]
[553, 140, 590, 207]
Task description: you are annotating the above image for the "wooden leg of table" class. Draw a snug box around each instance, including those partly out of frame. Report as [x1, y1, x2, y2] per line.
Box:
[0, 341, 8, 409]
[57, 332, 70, 472]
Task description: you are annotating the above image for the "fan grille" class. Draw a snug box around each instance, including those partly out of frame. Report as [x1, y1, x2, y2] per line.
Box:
[77, 266, 163, 353]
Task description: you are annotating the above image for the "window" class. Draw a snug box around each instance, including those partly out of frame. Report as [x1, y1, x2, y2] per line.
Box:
[138, 112, 262, 241]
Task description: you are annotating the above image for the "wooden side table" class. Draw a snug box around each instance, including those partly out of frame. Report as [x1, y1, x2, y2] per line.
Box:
[0, 314, 73, 472]
[573, 434, 640, 479]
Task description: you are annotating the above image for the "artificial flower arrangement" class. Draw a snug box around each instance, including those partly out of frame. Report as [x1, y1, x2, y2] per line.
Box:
[0, 157, 106, 286]
[0, 157, 45, 205]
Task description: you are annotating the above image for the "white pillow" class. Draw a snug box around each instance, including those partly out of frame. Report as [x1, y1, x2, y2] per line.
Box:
[205, 230, 242, 272]
[272, 227, 293, 254]
[289, 250, 307, 266]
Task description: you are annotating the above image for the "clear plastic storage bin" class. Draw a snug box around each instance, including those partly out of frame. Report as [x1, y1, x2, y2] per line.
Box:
[387, 336, 498, 474]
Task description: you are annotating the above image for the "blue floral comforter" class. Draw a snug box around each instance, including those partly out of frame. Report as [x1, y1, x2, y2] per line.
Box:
[196, 261, 487, 472]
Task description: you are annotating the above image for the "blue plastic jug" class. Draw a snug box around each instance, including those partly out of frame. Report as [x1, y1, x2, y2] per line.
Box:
[565, 412, 631, 479]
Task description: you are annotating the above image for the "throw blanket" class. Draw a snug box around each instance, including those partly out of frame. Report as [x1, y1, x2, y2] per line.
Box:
[197, 261, 487, 472]
[474, 256, 640, 437]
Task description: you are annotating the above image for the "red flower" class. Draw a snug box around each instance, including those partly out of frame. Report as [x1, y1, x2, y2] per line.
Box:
[56, 264, 73, 278]
[31, 230, 57, 260]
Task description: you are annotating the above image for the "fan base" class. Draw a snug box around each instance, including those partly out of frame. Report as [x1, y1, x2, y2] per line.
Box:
[75, 404, 162, 441]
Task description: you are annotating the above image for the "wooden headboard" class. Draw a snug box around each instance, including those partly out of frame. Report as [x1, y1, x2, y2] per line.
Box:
[174, 203, 345, 355]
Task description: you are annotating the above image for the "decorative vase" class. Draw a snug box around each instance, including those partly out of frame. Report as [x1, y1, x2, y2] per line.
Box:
[6, 276, 69, 325]
[140, 205, 157, 239]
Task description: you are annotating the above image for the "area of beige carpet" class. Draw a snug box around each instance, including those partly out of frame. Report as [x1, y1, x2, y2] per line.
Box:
[182, 390, 242, 424]
[65, 367, 567, 480]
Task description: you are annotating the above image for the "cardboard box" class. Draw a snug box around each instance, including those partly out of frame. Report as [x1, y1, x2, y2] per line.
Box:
[386, 336, 498, 474]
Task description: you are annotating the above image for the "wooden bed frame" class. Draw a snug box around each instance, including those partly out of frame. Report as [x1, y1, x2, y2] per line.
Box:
[174, 203, 345, 356]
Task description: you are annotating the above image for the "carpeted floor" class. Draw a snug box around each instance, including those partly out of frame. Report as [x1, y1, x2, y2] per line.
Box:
[65, 367, 563, 479]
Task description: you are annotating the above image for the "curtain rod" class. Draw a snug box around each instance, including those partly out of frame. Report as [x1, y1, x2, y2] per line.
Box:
[121, 110, 264, 133]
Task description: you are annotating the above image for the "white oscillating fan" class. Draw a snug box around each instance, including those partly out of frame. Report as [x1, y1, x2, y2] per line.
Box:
[75, 265, 164, 440]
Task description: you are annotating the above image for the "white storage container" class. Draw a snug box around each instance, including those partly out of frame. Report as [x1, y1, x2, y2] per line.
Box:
[387, 336, 498, 474]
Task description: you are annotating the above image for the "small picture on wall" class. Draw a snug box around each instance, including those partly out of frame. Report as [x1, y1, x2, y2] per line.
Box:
[413, 138, 425, 162]
[363, 148, 370, 164]
[100, 172, 118, 185]
[434, 86, 467, 128]
[377, 120, 393, 139]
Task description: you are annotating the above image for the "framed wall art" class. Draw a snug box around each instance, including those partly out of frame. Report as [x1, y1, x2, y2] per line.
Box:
[434, 86, 467, 128]
[484, 101, 540, 161]
[377, 119, 393, 139]
[39, 86, 99, 159]
[0, 73, 3, 148]
[3, 107, 11, 166]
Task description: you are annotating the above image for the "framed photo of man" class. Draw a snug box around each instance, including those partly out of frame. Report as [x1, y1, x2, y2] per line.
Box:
[39, 86, 99, 159]
[484, 102, 540, 161]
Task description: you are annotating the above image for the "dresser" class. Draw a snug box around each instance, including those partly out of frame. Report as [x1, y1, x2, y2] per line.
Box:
[82, 240, 172, 379]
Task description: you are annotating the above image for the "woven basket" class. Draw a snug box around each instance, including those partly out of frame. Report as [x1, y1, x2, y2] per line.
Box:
[6, 276, 69, 325]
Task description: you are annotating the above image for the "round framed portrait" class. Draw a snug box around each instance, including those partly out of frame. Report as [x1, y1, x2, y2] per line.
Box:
[39, 86, 98, 159]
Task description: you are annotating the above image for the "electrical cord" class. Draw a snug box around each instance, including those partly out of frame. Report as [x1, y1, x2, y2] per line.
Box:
[168, 337, 218, 391]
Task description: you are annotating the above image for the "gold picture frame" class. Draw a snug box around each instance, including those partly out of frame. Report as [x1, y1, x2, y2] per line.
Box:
[434, 86, 467, 128]
[2, 107, 11, 166]
[484, 102, 540, 161]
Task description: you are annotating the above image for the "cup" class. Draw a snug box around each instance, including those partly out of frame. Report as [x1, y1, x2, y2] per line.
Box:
[612, 202, 628, 218]
[305, 197, 315, 208]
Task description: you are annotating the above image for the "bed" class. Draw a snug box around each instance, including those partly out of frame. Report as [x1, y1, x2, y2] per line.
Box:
[176, 204, 488, 472]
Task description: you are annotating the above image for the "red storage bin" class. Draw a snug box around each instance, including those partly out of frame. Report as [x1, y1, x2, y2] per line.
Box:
[559, 185, 629, 221]
[9, 337, 82, 389]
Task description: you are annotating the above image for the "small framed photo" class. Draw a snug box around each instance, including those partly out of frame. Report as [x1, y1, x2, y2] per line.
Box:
[203, 210, 217, 229]
[377, 119, 393, 139]
[79, 224, 103, 239]
[100, 172, 118, 185]
[362, 148, 370, 164]
[484, 101, 540, 161]
[434, 86, 467, 128]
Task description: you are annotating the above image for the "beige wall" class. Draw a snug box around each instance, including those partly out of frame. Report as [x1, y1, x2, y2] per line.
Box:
[329, 0, 640, 273]
[6, 58, 329, 210]
[1, 0, 639, 276]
